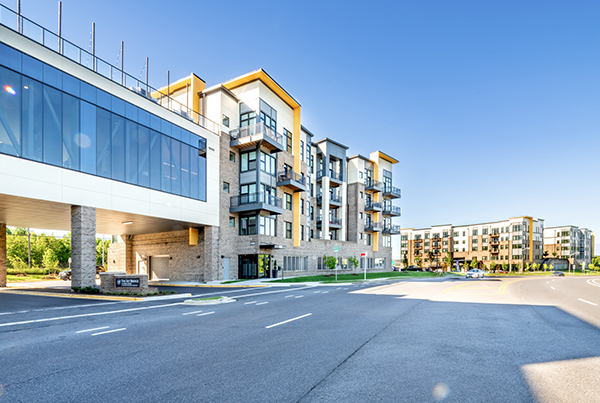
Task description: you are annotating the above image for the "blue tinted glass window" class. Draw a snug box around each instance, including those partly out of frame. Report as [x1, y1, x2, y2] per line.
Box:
[171, 139, 180, 195]
[97, 89, 111, 110]
[96, 108, 111, 178]
[62, 73, 80, 97]
[62, 93, 80, 170]
[80, 81, 96, 104]
[42, 85, 62, 166]
[80, 101, 96, 174]
[0, 66, 22, 157]
[150, 114, 161, 131]
[198, 154, 206, 202]
[125, 103, 137, 121]
[161, 136, 171, 193]
[171, 124, 181, 141]
[180, 130, 190, 146]
[190, 149, 199, 199]
[180, 144, 190, 198]
[111, 95, 125, 116]
[21, 77, 43, 161]
[22, 54, 42, 81]
[125, 120, 138, 185]
[138, 109, 150, 127]
[150, 130, 161, 190]
[138, 126, 150, 187]
[161, 119, 172, 137]
[111, 113, 125, 181]
[0, 43, 21, 72]
[43, 64, 62, 89]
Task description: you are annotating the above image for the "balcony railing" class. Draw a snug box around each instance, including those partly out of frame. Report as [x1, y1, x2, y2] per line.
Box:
[383, 185, 401, 198]
[229, 122, 283, 146]
[316, 170, 342, 182]
[364, 221, 383, 232]
[277, 170, 305, 186]
[330, 194, 342, 204]
[316, 216, 342, 226]
[365, 201, 383, 211]
[0, 3, 219, 134]
[230, 192, 282, 209]
[382, 205, 401, 216]
[365, 179, 384, 192]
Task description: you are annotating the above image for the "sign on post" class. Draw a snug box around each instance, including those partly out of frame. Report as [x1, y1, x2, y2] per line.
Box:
[362, 252, 368, 280]
[116, 278, 140, 288]
[333, 247, 340, 281]
[333, 246, 341, 252]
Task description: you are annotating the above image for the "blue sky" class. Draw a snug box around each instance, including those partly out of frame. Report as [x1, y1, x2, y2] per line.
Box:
[4, 0, 599, 250]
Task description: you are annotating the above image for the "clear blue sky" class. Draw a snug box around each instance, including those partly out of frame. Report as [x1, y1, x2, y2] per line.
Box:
[4, 0, 599, 251]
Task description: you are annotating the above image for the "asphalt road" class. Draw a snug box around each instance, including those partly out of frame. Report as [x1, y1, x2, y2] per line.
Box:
[1, 276, 599, 402]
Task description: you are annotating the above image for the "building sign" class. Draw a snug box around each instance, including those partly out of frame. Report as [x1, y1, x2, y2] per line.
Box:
[116, 278, 140, 288]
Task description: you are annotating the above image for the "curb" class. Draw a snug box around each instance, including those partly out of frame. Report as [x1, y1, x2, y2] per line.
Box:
[152, 283, 268, 288]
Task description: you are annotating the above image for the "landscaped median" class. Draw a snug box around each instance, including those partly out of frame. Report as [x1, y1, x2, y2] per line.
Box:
[269, 271, 440, 283]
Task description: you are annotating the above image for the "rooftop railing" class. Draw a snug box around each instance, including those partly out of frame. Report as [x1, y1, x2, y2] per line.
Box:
[229, 122, 283, 146]
[0, 3, 219, 134]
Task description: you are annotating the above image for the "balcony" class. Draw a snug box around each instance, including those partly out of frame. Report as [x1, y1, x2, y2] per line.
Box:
[329, 194, 343, 207]
[491, 249, 500, 254]
[317, 170, 343, 187]
[229, 122, 284, 152]
[490, 239, 499, 245]
[276, 170, 306, 192]
[316, 216, 342, 229]
[230, 192, 283, 215]
[364, 221, 383, 232]
[382, 205, 401, 217]
[383, 185, 401, 199]
[364, 201, 383, 212]
[383, 225, 401, 235]
[365, 179, 384, 192]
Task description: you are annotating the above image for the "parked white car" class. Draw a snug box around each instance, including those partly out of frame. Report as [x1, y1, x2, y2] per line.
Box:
[466, 269, 485, 279]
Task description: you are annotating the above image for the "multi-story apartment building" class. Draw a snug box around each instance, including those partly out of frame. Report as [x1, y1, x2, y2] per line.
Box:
[543, 226, 595, 266]
[398, 217, 545, 271]
[0, 5, 401, 284]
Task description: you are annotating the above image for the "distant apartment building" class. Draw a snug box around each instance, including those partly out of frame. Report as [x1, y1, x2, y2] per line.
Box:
[397, 216, 546, 270]
[543, 226, 595, 266]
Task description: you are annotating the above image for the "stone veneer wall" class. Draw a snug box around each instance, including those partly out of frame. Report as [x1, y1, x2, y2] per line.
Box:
[71, 206, 97, 287]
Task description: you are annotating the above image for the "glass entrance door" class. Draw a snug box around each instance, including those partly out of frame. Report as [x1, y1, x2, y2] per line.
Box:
[239, 255, 258, 279]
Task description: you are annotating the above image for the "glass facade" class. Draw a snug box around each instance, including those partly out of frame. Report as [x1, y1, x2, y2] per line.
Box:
[0, 42, 207, 201]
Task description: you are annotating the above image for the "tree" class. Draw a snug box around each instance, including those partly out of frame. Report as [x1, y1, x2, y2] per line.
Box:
[348, 256, 359, 272]
[543, 263, 548, 271]
[470, 258, 478, 270]
[502, 262, 508, 272]
[428, 251, 435, 268]
[402, 253, 408, 268]
[42, 249, 59, 275]
[443, 252, 453, 272]
[549, 264, 554, 271]
[552, 251, 558, 258]
[323, 255, 339, 281]
[96, 238, 110, 267]
[415, 256, 422, 268]
[490, 260, 497, 272]
[543, 250, 549, 258]
[524, 263, 530, 272]
[482, 263, 488, 271]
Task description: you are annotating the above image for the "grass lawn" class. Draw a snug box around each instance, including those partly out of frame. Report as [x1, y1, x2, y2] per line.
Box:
[192, 296, 223, 301]
[271, 271, 439, 283]
[7, 274, 57, 282]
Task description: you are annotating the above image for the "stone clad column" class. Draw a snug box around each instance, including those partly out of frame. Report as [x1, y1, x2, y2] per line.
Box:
[71, 206, 96, 288]
[0, 223, 6, 287]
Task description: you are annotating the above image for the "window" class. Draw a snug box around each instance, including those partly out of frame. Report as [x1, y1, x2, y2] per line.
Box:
[472, 239, 478, 244]
[513, 235, 522, 241]
[359, 171, 363, 179]
[360, 233, 364, 240]
[301, 199, 305, 215]
[401, 235, 408, 241]
[383, 236, 391, 247]
[301, 224, 304, 241]
[310, 206, 314, 220]
[285, 222, 292, 239]
[260, 107, 276, 131]
[454, 241, 458, 245]
[443, 231, 449, 238]
[366, 233, 372, 246]
[360, 192, 363, 199]
[513, 225, 522, 232]
[259, 151, 276, 175]
[229, 151, 235, 162]
[240, 216, 257, 235]
[359, 212, 363, 219]
[425, 233, 430, 239]
[483, 228, 488, 235]
[284, 256, 308, 272]
[443, 240, 448, 245]
[472, 247, 478, 251]
[223, 182, 229, 193]
[462, 231, 466, 236]
[285, 193, 292, 210]
[240, 111, 256, 127]
[425, 241, 430, 246]
[222, 114, 230, 127]
[300, 140, 304, 161]
[229, 217, 235, 227]
[283, 128, 292, 153]
[259, 216, 276, 236]
[240, 150, 257, 172]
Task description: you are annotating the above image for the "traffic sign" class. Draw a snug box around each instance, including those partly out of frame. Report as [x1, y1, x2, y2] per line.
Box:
[333, 246, 341, 252]
[361, 252, 367, 257]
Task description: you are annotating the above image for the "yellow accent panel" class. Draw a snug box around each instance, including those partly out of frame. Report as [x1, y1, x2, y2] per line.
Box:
[528, 217, 533, 262]
[152, 74, 206, 114]
[377, 151, 399, 164]
[189, 228, 198, 246]
[223, 69, 300, 110]
[373, 232, 379, 252]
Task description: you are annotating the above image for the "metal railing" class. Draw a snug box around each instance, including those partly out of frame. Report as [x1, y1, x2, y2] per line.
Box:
[0, 3, 219, 134]
[384, 224, 401, 233]
[365, 201, 383, 210]
[316, 216, 342, 226]
[229, 122, 283, 146]
[277, 170, 305, 186]
[365, 179, 383, 190]
[230, 192, 282, 208]
[383, 205, 401, 215]
[364, 221, 383, 231]
[330, 194, 342, 203]
[383, 185, 401, 196]
[316, 170, 342, 181]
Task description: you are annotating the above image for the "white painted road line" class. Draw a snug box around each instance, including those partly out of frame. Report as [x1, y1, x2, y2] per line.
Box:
[285, 295, 295, 298]
[578, 298, 598, 306]
[92, 328, 126, 336]
[182, 310, 203, 315]
[295, 295, 303, 299]
[266, 313, 312, 329]
[322, 291, 329, 294]
[256, 302, 268, 306]
[76, 326, 110, 333]
[550, 286, 556, 290]
[587, 280, 600, 288]
[197, 312, 215, 316]
[314, 291, 321, 293]
[0, 302, 183, 328]
[244, 301, 257, 305]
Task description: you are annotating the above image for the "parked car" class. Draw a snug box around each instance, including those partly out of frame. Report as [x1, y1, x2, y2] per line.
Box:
[406, 266, 421, 271]
[466, 269, 485, 279]
[551, 271, 565, 277]
[59, 266, 105, 281]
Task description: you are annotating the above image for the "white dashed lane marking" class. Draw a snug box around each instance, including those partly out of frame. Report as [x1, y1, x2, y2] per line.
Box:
[197, 312, 215, 317]
[256, 302, 268, 306]
[578, 298, 598, 306]
[91, 328, 126, 336]
[182, 310, 203, 315]
[266, 313, 312, 329]
[76, 326, 109, 333]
